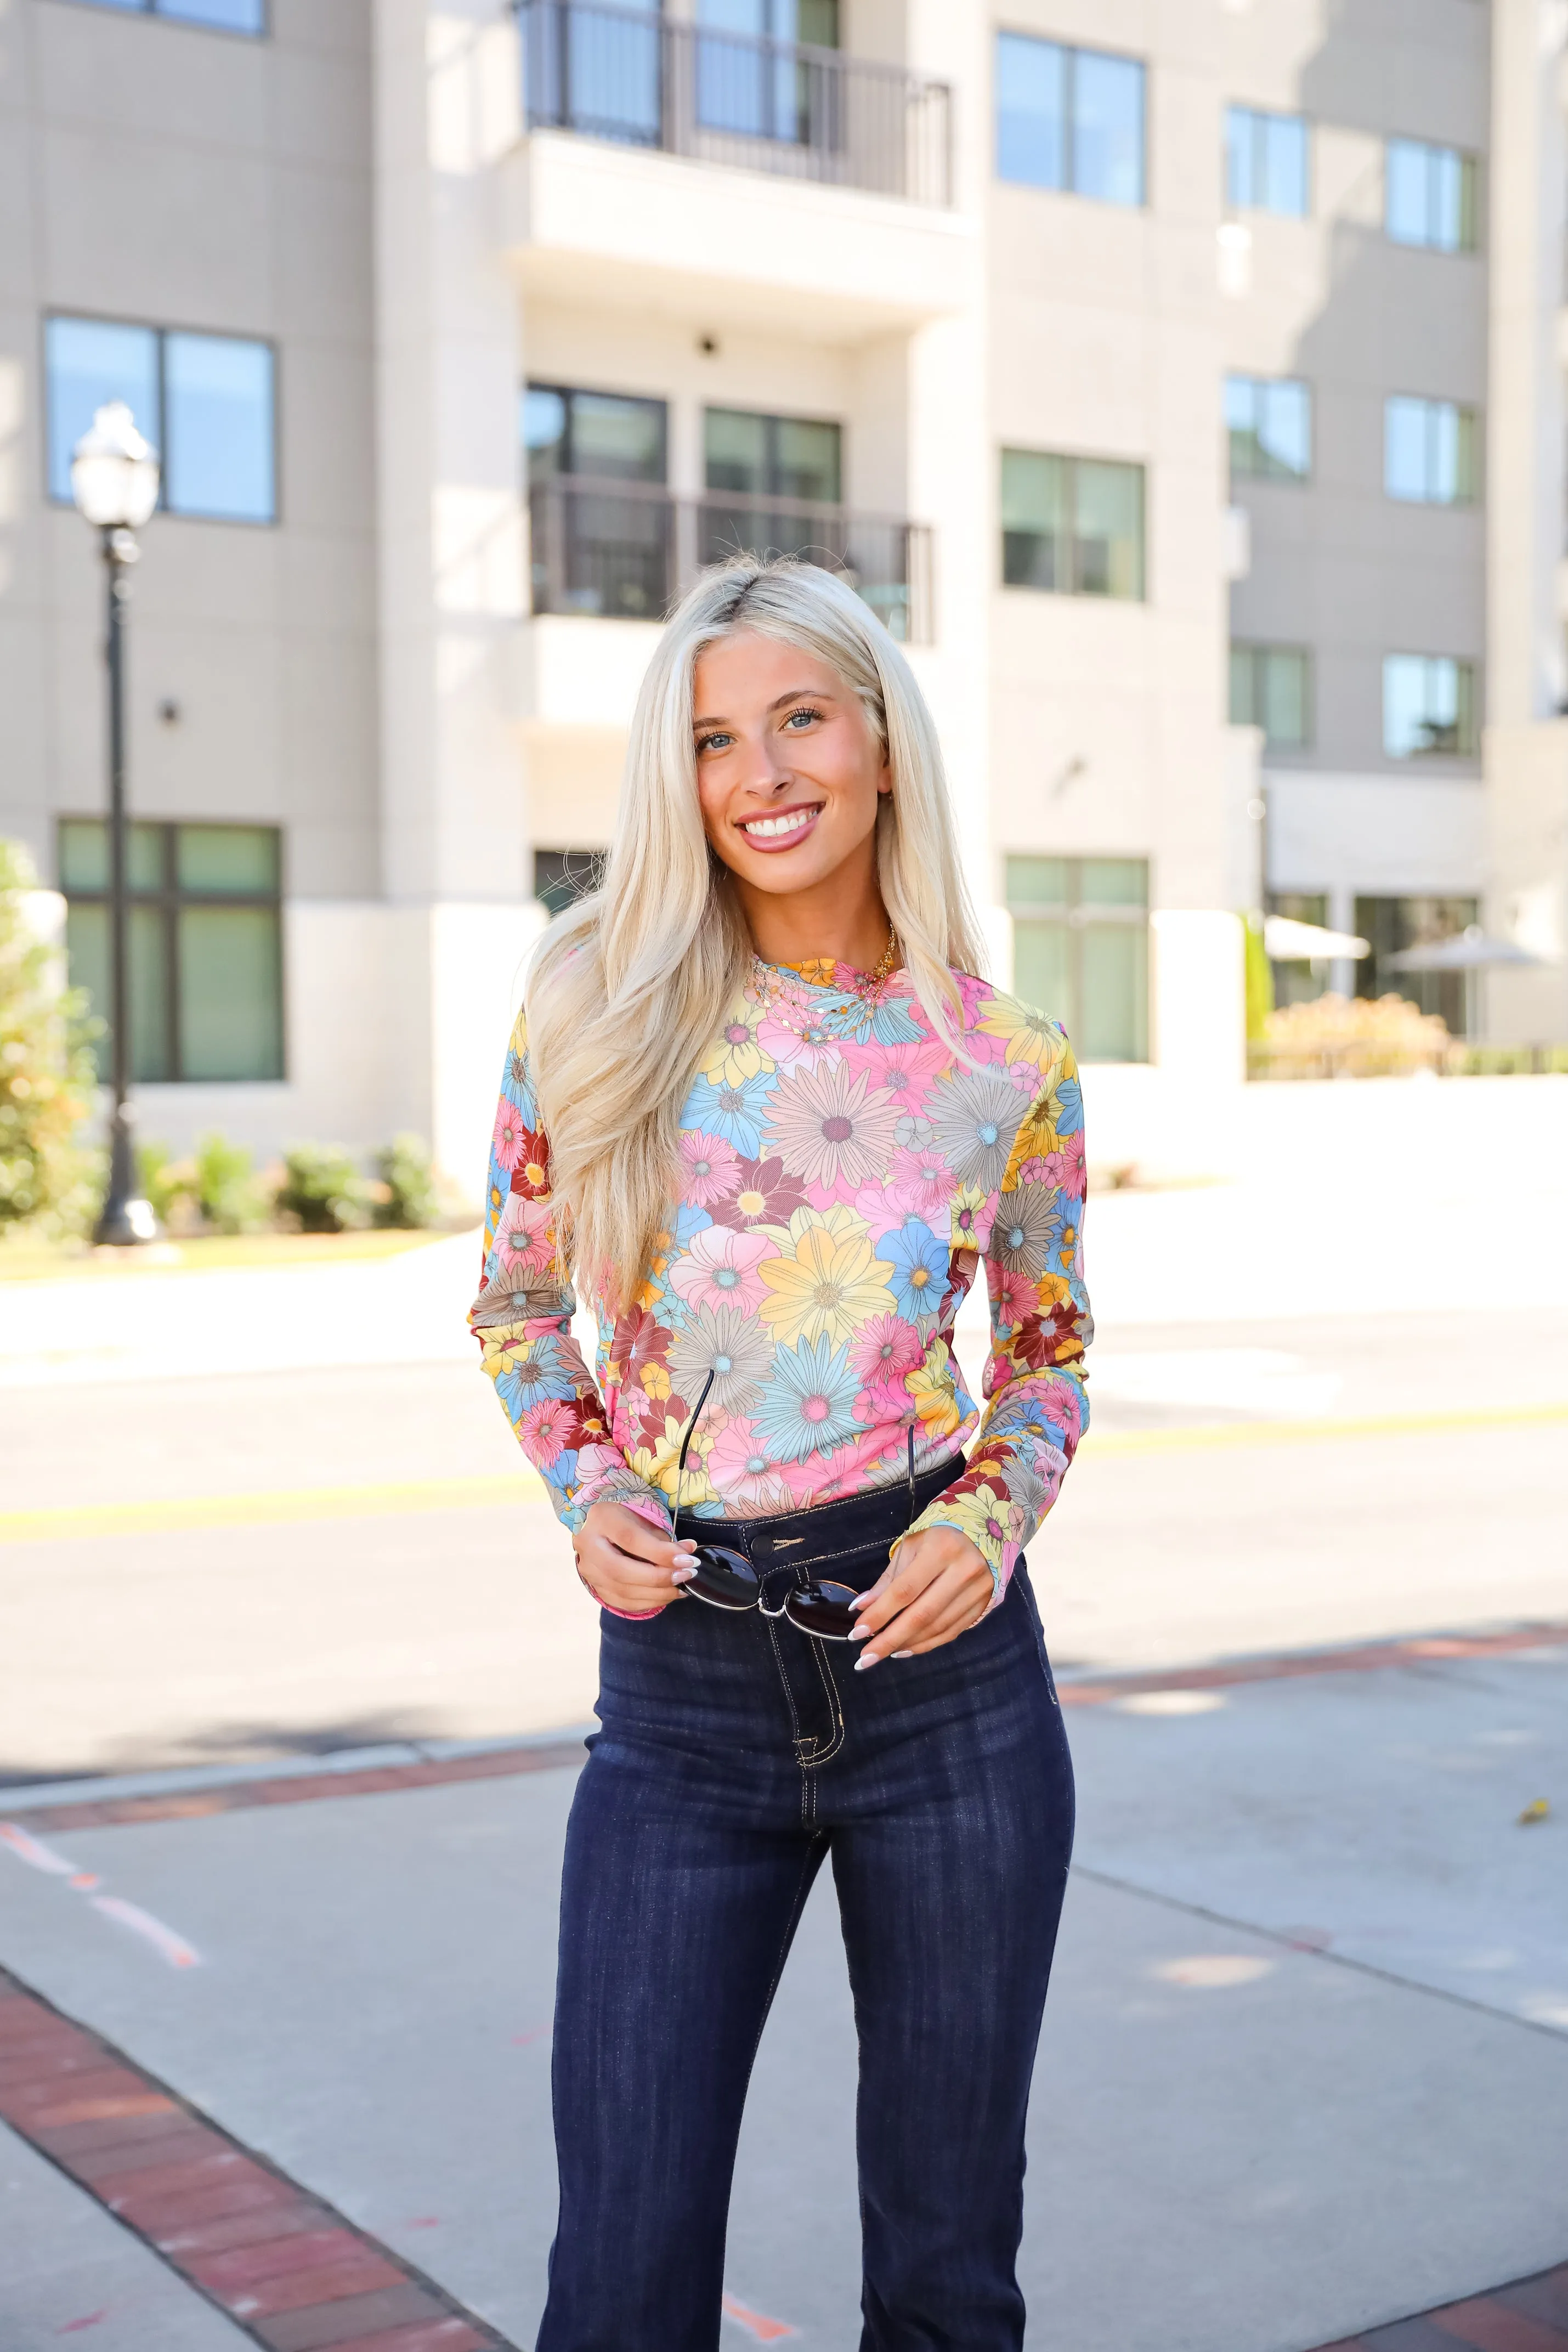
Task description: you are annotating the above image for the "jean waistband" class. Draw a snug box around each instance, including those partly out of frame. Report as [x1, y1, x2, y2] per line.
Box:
[674, 1451, 966, 1575]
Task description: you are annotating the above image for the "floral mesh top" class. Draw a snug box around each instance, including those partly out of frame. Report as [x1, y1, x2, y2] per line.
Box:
[468, 960, 1091, 1602]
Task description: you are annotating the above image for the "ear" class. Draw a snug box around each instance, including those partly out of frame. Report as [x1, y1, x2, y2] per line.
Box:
[877, 760, 893, 798]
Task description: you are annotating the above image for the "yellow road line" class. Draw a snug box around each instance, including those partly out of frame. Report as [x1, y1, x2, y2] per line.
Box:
[2, 1400, 1564, 1544]
[1082, 1400, 1568, 1458]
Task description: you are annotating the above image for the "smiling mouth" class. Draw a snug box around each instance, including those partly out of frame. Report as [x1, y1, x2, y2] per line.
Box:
[739, 804, 823, 845]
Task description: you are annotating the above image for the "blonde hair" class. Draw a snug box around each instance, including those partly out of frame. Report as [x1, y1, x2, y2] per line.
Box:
[524, 557, 986, 1314]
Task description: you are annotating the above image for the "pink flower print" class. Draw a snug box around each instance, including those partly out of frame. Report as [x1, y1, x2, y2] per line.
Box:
[841, 1034, 950, 1116]
[496, 1192, 556, 1280]
[519, 1398, 573, 1466]
[678, 1130, 741, 1209]
[707, 1416, 780, 1507]
[854, 1379, 914, 1429]
[992, 1267, 1038, 1335]
[1041, 1134, 1087, 1199]
[888, 1144, 958, 1223]
[493, 1100, 529, 1173]
[851, 1313, 924, 1389]
[667, 1222, 775, 1315]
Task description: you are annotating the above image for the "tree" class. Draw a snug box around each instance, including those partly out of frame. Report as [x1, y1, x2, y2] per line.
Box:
[0, 839, 100, 1232]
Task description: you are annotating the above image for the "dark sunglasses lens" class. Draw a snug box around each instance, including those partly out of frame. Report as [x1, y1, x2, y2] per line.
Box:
[685, 1545, 760, 1610]
[784, 1579, 860, 1640]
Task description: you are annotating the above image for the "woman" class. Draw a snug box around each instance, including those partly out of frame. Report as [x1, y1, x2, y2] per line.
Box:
[471, 557, 1090, 2350]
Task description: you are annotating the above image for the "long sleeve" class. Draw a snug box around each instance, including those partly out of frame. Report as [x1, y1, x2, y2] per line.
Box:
[902, 1031, 1091, 1601]
[468, 1009, 673, 1540]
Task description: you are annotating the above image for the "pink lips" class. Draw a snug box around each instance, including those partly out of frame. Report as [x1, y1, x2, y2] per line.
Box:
[737, 804, 823, 855]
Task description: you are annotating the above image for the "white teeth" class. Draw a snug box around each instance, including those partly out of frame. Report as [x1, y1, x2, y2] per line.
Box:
[743, 808, 816, 839]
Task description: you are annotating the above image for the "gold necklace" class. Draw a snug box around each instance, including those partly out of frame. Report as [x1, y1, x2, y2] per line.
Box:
[748, 931, 901, 1037]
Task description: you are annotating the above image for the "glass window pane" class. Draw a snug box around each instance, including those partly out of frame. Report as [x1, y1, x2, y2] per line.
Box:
[70, 903, 173, 1083]
[996, 32, 1066, 190]
[1259, 649, 1310, 748]
[58, 818, 165, 891]
[706, 407, 771, 495]
[1012, 918, 1072, 1023]
[1225, 374, 1258, 479]
[1073, 458, 1144, 598]
[565, 0, 661, 143]
[794, 0, 839, 47]
[156, 0, 266, 29]
[1430, 146, 1463, 252]
[524, 386, 568, 483]
[1006, 855, 1070, 907]
[177, 906, 284, 1081]
[1453, 408, 1476, 502]
[163, 332, 275, 522]
[46, 316, 160, 505]
[1000, 450, 1067, 590]
[1384, 654, 1470, 756]
[772, 417, 840, 504]
[1429, 401, 1459, 502]
[1259, 380, 1310, 478]
[1080, 923, 1147, 1060]
[1072, 49, 1144, 207]
[1230, 645, 1256, 727]
[177, 824, 279, 895]
[1264, 112, 1308, 215]
[1225, 106, 1254, 209]
[569, 391, 666, 482]
[1080, 857, 1147, 907]
[1386, 138, 1429, 243]
[1385, 395, 1429, 499]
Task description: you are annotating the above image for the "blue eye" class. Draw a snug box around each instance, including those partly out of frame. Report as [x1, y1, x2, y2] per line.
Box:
[784, 706, 824, 729]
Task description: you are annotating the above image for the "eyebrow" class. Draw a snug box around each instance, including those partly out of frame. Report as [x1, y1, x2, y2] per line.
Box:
[692, 687, 835, 730]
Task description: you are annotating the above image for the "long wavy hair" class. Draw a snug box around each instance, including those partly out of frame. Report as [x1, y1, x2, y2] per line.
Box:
[524, 557, 986, 1314]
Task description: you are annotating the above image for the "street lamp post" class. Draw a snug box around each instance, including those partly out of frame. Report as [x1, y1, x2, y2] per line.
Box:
[70, 401, 162, 1246]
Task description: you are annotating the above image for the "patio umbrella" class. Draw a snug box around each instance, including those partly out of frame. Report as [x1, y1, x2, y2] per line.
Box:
[1263, 915, 1370, 961]
[1384, 925, 1550, 972]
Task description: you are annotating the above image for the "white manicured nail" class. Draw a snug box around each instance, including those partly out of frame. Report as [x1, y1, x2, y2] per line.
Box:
[854, 1653, 881, 1672]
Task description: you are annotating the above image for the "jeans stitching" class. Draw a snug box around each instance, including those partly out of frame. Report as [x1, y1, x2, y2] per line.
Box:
[801, 1638, 847, 1769]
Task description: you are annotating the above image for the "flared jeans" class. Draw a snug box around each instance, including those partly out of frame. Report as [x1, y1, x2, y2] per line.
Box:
[536, 1462, 1076, 2352]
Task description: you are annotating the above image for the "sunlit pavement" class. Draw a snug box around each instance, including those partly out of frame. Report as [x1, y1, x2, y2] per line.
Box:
[1, 1178, 1566, 2347]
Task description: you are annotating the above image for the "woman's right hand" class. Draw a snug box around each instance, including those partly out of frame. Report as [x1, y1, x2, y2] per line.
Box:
[573, 1500, 698, 1617]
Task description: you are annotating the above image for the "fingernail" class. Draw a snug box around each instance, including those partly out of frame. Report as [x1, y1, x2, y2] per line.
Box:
[854, 1652, 881, 1672]
[849, 1624, 874, 1641]
[672, 1568, 697, 1584]
[848, 1591, 873, 1610]
[892, 1649, 913, 1660]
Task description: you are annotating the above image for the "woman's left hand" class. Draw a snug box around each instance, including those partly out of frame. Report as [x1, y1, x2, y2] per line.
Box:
[848, 1526, 994, 1669]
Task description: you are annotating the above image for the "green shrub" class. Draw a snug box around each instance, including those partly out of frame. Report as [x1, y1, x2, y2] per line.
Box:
[275, 1141, 373, 1234]
[0, 839, 101, 1233]
[1243, 915, 1275, 1043]
[194, 1130, 270, 1234]
[372, 1132, 439, 1229]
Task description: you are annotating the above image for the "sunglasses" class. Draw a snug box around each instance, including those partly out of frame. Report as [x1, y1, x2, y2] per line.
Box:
[672, 1372, 917, 1643]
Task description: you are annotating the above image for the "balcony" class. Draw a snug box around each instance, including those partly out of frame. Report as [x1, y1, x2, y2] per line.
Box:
[529, 476, 933, 643]
[516, 0, 952, 207]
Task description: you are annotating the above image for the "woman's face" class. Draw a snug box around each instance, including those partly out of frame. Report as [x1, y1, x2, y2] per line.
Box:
[692, 631, 890, 901]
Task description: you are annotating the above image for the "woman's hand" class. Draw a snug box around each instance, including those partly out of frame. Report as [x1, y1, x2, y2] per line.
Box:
[847, 1525, 994, 1668]
[574, 1501, 698, 1618]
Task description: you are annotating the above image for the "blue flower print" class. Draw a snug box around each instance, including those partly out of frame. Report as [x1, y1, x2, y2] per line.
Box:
[752, 1335, 860, 1462]
[878, 1217, 950, 1324]
[1050, 1070, 1084, 1135]
[681, 1070, 777, 1160]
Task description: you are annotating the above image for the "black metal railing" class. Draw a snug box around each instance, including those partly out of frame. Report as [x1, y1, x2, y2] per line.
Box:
[529, 476, 933, 642]
[518, 0, 952, 207]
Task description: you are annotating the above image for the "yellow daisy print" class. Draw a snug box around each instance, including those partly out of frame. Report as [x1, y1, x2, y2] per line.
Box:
[977, 995, 1062, 1070]
[758, 1205, 894, 1348]
[701, 994, 776, 1088]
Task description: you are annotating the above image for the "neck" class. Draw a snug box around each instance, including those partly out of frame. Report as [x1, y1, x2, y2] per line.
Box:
[737, 845, 892, 973]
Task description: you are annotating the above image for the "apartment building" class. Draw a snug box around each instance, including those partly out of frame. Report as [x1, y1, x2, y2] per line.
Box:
[1, 0, 1560, 1197]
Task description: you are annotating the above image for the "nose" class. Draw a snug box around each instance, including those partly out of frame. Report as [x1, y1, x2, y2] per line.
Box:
[731, 729, 793, 799]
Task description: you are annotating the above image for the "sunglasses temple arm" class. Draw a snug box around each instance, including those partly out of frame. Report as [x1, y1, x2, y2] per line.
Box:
[674, 1367, 717, 1528]
[906, 1420, 915, 1531]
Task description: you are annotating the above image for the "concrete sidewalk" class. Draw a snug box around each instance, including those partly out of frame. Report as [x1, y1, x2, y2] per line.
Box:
[2, 1643, 1564, 2352]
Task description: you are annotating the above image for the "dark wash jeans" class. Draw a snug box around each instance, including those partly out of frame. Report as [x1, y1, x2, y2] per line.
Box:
[537, 1458, 1075, 2352]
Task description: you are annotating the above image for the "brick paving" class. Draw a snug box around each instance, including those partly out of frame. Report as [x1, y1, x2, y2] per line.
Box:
[1306, 2265, 1568, 2348]
[0, 1963, 517, 2351]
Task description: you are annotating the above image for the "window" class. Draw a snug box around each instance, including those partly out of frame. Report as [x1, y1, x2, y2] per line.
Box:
[524, 383, 670, 619]
[996, 33, 1145, 207]
[1225, 374, 1311, 483]
[698, 1, 840, 145]
[1386, 139, 1476, 252]
[1355, 895, 1479, 1036]
[1007, 857, 1148, 1063]
[1266, 890, 1331, 1010]
[1001, 450, 1145, 599]
[1383, 655, 1476, 758]
[60, 821, 283, 1083]
[46, 316, 276, 523]
[705, 409, 841, 505]
[534, 849, 606, 916]
[1225, 105, 1309, 217]
[1385, 396, 1476, 505]
[1230, 645, 1312, 749]
[66, 0, 265, 30]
